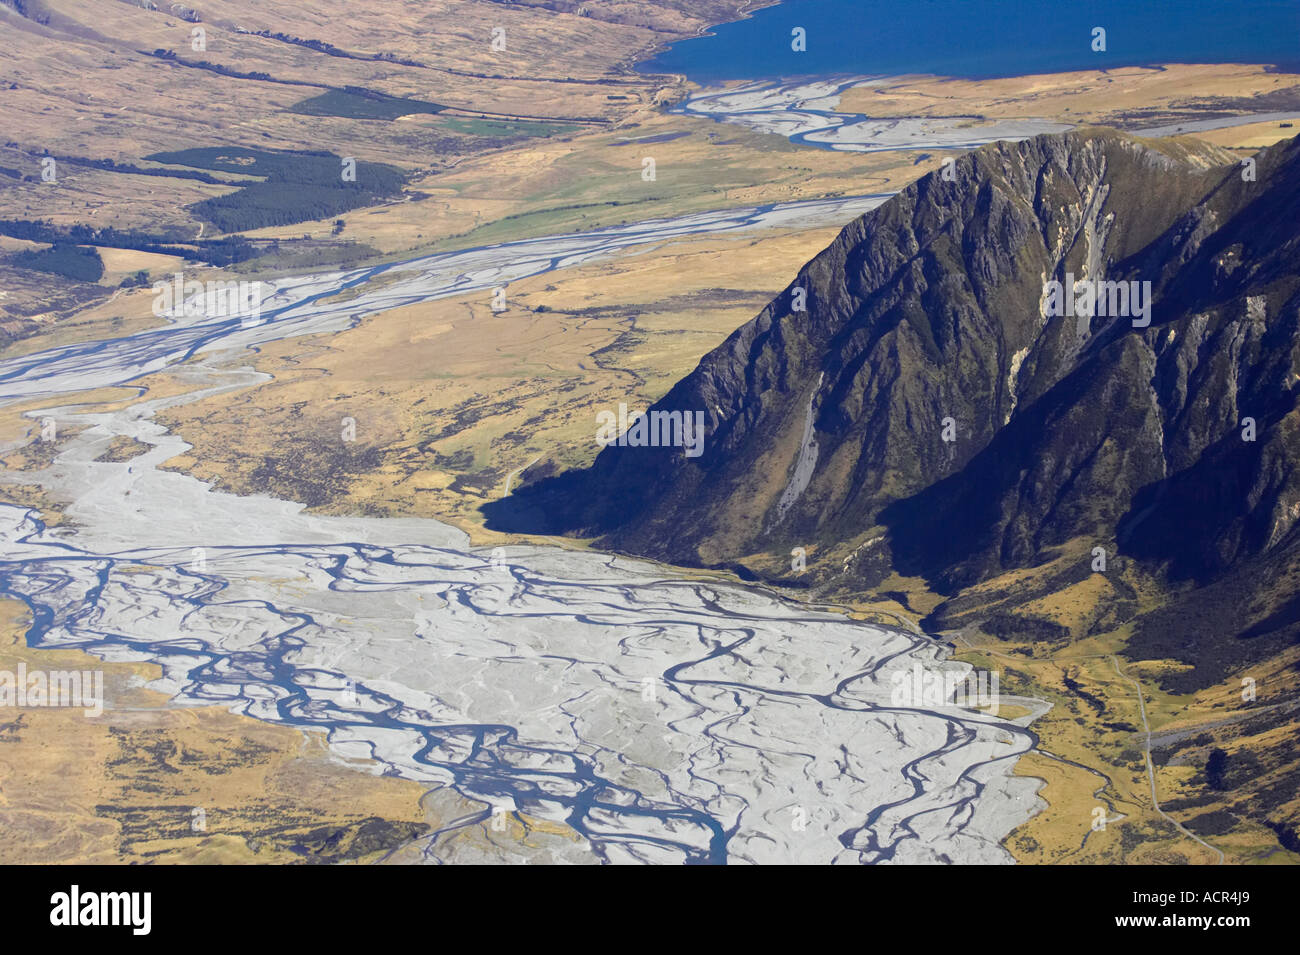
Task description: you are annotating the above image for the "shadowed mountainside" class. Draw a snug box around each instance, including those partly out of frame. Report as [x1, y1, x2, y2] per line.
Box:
[489, 128, 1300, 691]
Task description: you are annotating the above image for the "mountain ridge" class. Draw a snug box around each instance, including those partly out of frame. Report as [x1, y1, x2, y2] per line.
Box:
[488, 127, 1300, 693]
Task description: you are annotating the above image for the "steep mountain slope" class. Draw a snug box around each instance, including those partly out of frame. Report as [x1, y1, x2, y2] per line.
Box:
[493, 128, 1300, 693]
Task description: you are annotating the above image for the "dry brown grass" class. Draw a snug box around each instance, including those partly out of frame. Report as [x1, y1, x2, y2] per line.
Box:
[840, 64, 1300, 131]
[149, 224, 842, 543]
[0, 0, 762, 239]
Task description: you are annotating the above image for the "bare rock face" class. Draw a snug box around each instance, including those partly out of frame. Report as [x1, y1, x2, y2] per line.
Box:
[495, 129, 1300, 688]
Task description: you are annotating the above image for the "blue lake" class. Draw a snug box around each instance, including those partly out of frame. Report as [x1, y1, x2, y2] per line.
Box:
[639, 0, 1300, 82]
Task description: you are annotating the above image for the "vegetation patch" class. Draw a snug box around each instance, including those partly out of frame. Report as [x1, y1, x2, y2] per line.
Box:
[10, 243, 104, 282]
[978, 612, 1071, 642]
[1184, 809, 1239, 836]
[289, 87, 446, 121]
[434, 116, 583, 138]
[0, 218, 256, 265]
[246, 438, 386, 509]
[145, 147, 408, 233]
[93, 436, 153, 464]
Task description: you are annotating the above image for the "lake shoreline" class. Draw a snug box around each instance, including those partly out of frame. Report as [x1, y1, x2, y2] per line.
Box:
[636, 0, 1300, 84]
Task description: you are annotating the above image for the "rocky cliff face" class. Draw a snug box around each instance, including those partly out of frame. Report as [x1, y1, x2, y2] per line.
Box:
[492, 129, 1300, 688]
